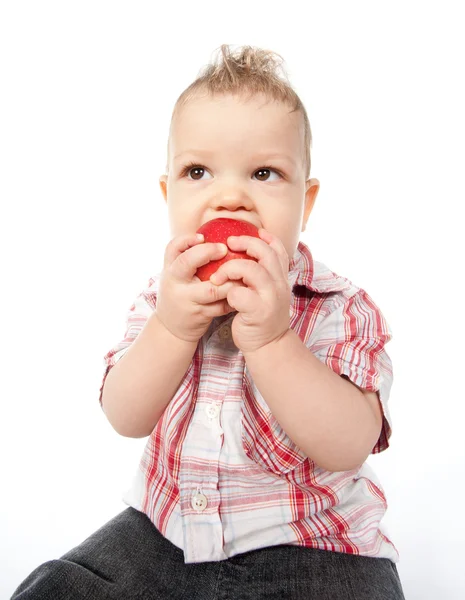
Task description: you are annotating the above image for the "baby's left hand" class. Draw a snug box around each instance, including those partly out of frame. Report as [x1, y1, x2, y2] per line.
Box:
[210, 229, 291, 354]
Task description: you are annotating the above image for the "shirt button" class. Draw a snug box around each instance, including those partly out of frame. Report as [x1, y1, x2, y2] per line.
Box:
[191, 492, 208, 512]
[218, 324, 232, 341]
[206, 404, 221, 419]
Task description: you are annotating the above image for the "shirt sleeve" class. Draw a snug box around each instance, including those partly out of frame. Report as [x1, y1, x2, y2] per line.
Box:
[98, 274, 160, 407]
[308, 289, 394, 454]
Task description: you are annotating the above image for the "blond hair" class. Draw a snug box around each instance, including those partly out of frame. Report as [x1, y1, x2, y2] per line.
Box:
[166, 44, 312, 178]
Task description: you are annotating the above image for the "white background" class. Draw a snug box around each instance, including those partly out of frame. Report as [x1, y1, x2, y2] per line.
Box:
[1, 1, 463, 598]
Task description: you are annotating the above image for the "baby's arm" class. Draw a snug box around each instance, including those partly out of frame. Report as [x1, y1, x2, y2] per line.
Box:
[100, 233, 238, 438]
[244, 329, 380, 472]
[101, 313, 197, 438]
[244, 287, 393, 472]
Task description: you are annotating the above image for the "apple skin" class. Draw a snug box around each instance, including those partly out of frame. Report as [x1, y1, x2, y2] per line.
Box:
[195, 218, 260, 282]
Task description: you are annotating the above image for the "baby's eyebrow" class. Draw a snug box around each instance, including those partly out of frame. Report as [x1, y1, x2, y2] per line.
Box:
[174, 150, 215, 161]
[174, 150, 296, 168]
[254, 153, 297, 168]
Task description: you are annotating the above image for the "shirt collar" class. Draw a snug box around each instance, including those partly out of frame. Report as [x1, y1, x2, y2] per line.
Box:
[288, 241, 351, 295]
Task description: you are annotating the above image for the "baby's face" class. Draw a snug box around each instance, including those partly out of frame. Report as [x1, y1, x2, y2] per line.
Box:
[160, 93, 319, 261]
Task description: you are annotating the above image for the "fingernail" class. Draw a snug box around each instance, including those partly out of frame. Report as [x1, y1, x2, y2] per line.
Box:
[196, 233, 204, 241]
[218, 243, 227, 253]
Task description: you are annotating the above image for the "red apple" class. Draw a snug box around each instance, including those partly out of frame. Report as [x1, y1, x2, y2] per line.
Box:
[195, 218, 260, 282]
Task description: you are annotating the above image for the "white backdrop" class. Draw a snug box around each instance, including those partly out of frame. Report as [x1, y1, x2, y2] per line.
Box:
[1, 1, 464, 598]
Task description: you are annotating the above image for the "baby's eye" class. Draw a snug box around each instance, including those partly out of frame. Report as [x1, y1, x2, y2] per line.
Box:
[185, 166, 212, 181]
[253, 168, 281, 182]
[183, 165, 281, 182]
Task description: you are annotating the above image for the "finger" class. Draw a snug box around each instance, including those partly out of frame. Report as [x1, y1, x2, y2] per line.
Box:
[202, 297, 237, 318]
[164, 233, 205, 269]
[226, 285, 257, 313]
[225, 233, 288, 283]
[211, 258, 269, 291]
[192, 279, 245, 305]
[258, 228, 290, 278]
[171, 242, 229, 281]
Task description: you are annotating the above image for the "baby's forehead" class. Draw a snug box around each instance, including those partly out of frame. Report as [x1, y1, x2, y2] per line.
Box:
[168, 92, 306, 169]
[171, 93, 303, 143]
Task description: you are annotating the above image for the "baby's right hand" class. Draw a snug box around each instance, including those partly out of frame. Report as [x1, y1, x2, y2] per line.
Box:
[155, 233, 241, 344]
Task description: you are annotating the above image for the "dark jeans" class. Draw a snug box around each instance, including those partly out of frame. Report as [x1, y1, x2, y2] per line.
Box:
[11, 507, 405, 599]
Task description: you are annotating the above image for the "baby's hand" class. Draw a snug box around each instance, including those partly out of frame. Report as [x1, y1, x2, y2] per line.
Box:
[209, 229, 291, 354]
[155, 233, 243, 344]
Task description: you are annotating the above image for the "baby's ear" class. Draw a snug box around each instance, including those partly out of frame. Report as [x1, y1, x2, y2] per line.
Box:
[302, 178, 319, 231]
[159, 175, 168, 202]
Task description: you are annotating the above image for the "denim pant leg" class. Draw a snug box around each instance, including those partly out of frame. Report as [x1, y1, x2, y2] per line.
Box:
[217, 542, 406, 600]
[10, 507, 221, 600]
[11, 507, 406, 600]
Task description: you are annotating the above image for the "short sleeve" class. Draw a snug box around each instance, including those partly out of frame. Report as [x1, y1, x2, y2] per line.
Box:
[98, 274, 160, 407]
[308, 289, 394, 454]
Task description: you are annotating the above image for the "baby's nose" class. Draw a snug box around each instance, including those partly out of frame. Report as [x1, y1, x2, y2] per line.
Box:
[213, 184, 253, 211]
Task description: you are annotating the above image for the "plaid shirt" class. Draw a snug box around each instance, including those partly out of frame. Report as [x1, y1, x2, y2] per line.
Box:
[99, 241, 399, 564]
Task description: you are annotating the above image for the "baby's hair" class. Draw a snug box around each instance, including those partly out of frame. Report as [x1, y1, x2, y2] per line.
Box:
[166, 44, 312, 178]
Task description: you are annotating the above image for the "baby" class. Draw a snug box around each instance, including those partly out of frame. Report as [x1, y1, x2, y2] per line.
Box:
[11, 45, 405, 599]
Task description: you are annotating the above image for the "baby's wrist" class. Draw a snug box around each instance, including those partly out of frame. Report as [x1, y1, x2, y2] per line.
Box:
[153, 311, 199, 347]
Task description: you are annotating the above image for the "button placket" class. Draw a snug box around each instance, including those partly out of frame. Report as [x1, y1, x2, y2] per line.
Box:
[191, 489, 208, 512]
[205, 403, 221, 420]
[218, 323, 232, 342]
